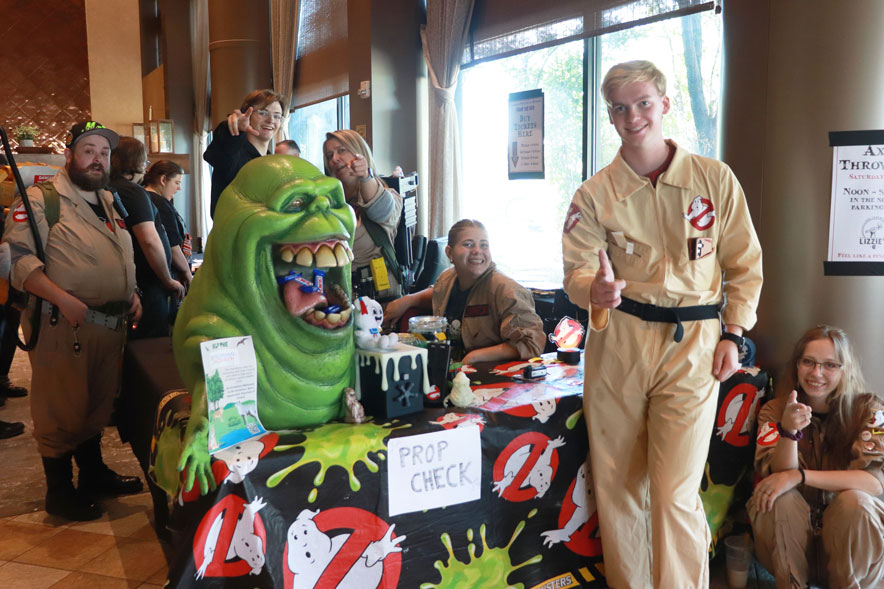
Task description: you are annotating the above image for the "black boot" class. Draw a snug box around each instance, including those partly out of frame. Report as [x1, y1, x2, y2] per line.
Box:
[74, 434, 144, 498]
[42, 455, 102, 521]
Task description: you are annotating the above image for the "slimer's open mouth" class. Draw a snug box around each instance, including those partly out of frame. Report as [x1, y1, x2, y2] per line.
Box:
[274, 238, 353, 329]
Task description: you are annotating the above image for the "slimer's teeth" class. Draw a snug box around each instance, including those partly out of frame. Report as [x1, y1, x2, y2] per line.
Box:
[333, 244, 348, 266]
[340, 308, 351, 322]
[315, 245, 336, 267]
[295, 247, 313, 266]
[280, 248, 294, 263]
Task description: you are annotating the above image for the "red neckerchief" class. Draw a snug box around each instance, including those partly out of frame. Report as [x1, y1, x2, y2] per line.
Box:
[647, 143, 676, 187]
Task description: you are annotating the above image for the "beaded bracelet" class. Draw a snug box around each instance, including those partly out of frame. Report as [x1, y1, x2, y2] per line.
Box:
[777, 421, 803, 441]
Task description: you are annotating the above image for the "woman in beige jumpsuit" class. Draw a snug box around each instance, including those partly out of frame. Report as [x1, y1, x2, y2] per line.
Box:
[749, 325, 884, 588]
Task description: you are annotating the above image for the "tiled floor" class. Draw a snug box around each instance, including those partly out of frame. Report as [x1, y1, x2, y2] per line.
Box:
[0, 345, 171, 588]
[0, 494, 169, 588]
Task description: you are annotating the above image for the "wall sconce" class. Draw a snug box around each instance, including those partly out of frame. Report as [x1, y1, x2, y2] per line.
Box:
[147, 119, 175, 154]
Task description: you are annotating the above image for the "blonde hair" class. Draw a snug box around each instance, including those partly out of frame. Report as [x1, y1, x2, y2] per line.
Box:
[322, 130, 386, 188]
[601, 60, 667, 107]
[447, 219, 487, 246]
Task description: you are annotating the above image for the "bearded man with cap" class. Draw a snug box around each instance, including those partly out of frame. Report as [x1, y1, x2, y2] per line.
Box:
[3, 121, 144, 521]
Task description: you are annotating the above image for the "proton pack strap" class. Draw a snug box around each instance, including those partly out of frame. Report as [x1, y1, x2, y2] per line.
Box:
[35, 181, 60, 228]
[361, 216, 403, 285]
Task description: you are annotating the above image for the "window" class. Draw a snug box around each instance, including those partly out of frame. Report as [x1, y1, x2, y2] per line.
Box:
[287, 95, 350, 170]
[459, 10, 721, 287]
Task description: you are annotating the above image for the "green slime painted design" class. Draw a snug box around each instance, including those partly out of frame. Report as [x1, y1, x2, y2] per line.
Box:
[267, 421, 410, 503]
[420, 511, 542, 589]
[565, 407, 583, 430]
[172, 156, 357, 493]
[699, 462, 740, 537]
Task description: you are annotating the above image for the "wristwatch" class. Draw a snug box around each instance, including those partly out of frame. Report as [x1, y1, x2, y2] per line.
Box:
[720, 332, 744, 348]
[358, 168, 375, 183]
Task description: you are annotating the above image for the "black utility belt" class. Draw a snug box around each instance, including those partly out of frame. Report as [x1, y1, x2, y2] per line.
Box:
[615, 296, 719, 343]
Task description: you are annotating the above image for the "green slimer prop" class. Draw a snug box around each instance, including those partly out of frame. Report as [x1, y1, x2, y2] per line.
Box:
[173, 155, 356, 494]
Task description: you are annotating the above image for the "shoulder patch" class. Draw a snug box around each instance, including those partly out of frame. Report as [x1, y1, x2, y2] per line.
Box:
[563, 203, 582, 234]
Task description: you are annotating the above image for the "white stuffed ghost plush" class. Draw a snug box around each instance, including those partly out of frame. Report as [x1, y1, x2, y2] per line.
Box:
[354, 296, 398, 349]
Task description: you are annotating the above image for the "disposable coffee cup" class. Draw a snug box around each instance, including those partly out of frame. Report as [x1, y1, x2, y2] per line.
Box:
[723, 535, 752, 589]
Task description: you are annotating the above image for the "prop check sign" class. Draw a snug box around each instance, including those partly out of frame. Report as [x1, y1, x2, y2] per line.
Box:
[387, 425, 481, 516]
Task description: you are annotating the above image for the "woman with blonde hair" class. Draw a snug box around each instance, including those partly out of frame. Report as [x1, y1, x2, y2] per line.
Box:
[323, 129, 403, 300]
[749, 325, 884, 588]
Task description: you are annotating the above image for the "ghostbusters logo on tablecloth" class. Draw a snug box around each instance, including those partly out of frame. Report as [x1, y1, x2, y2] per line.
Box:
[715, 383, 763, 447]
[756, 421, 779, 446]
[283, 507, 404, 588]
[179, 433, 279, 504]
[563, 203, 582, 234]
[430, 412, 487, 431]
[683, 195, 715, 231]
[540, 463, 602, 557]
[193, 494, 267, 579]
[492, 432, 564, 501]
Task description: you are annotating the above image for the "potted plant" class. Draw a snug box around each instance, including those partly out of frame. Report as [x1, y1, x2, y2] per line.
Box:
[13, 124, 39, 147]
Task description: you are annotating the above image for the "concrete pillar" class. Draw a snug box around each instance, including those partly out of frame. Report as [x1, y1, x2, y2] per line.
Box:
[208, 0, 272, 127]
[721, 0, 884, 388]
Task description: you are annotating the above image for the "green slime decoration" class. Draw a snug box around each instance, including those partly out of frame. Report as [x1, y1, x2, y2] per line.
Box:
[699, 462, 740, 538]
[173, 156, 357, 493]
[267, 421, 410, 503]
[421, 512, 543, 589]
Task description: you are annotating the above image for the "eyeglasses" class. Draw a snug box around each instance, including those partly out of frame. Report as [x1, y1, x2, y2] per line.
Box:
[798, 357, 842, 372]
[255, 109, 283, 121]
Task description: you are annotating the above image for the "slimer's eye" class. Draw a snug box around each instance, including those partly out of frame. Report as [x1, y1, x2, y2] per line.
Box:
[286, 197, 305, 212]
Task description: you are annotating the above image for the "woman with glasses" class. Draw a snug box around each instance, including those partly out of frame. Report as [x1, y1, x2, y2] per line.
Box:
[749, 325, 884, 588]
[204, 88, 285, 218]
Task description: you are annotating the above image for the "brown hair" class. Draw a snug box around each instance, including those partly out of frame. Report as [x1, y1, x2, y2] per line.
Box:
[240, 89, 285, 113]
[782, 325, 877, 466]
[447, 219, 487, 246]
[109, 136, 147, 180]
[143, 160, 184, 189]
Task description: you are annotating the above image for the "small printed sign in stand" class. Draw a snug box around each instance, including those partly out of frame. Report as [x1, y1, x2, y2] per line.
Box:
[386, 425, 481, 516]
[508, 89, 544, 180]
[826, 129, 884, 275]
[199, 336, 266, 453]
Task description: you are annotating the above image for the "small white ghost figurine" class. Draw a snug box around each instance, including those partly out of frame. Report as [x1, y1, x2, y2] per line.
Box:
[342, 388, 365, 424]
[354, 296, 398, 349]
[444, 370, 475, 408]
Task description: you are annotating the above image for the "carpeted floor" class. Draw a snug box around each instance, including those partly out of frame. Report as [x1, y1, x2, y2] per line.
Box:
[0, 344, 145, 519]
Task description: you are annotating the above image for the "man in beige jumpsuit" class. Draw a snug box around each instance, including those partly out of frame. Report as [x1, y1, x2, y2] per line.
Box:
[4, 121, 143, 521]
[562, 61, 762, 588]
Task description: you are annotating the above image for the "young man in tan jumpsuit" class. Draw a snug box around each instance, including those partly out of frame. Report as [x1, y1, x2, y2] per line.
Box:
[562, 61, 763, 588]
[4, 122, 144, 521]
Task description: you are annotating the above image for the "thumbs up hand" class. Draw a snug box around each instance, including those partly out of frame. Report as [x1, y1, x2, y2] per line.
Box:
[780, 389, 812, 435]
[590, 249, 626, 310]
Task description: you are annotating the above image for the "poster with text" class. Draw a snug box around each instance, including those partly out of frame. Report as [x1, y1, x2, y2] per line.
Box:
[508, 89, 544, 180]
[199, 336, 266, 454]
[827, 131, 884, 271]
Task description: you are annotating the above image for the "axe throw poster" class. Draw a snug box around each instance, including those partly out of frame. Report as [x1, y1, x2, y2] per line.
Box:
[508, 89, 544, 180]
[826, 129, 884, 275]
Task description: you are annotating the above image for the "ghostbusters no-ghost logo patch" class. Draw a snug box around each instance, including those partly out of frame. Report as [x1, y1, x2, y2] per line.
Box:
[563, 203, 582, 234]
[683, 195, 715, 231]
[12, 203, 27, 223]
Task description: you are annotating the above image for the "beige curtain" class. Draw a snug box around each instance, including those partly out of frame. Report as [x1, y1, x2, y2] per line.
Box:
[190, 0, 211, 238]
[270, 0, 300, 141]
[420, 0, 475, 238]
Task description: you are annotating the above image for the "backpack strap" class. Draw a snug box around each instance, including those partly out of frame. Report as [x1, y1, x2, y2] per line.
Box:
[35, 181, 60, 228]
[361, 216, 404, 287]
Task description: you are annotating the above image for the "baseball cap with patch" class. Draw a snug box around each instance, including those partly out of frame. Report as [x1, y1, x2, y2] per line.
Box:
[65, 121, 120, 150]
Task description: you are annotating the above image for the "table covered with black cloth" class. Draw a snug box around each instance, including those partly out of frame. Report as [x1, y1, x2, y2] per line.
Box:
[118, 339, 767, 588]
